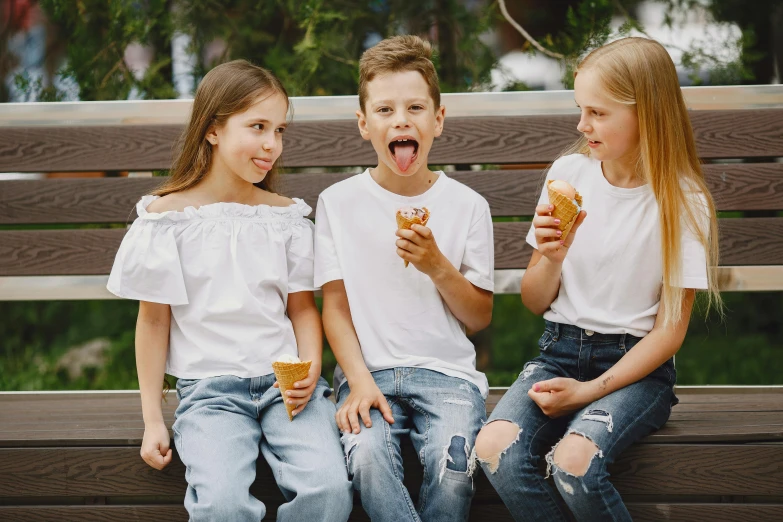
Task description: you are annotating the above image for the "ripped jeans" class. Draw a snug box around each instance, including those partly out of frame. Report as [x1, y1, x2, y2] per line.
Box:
[336, 368, 486, 522]
[478, 321, 677, 522]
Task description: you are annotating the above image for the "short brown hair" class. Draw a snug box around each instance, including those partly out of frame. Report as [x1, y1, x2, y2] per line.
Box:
[358, 35, 440, 113]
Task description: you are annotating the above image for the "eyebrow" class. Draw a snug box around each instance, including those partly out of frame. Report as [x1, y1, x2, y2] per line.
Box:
[371, 98, 429, 107]
[574, 100, 605, 110]
[244, 117, 287, 127]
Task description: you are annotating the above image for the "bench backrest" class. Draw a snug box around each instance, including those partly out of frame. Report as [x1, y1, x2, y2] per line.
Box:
[1, 86, 782, 299]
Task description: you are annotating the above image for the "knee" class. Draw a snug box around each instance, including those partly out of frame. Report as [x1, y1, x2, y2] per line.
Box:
[473, 420, 523, 474]
[550, 433, 602, 477]
[340, 429, 382, 473]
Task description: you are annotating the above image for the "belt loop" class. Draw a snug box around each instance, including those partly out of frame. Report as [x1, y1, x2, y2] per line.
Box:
[620, 333, 626, 351]
[553, 322, 560, 340]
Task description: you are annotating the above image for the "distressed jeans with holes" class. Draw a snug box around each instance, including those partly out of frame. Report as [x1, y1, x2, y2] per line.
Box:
[336, 368, 486, 522]
[478, 321, 677, 522]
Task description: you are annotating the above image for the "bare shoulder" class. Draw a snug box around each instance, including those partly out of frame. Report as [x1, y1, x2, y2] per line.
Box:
[261, 191, 296, 208]
[146, 193, 192, 213]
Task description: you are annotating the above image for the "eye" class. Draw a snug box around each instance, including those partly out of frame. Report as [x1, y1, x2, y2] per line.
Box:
[252, 123, 264, 131]
[276, 127, 286, 134]
[410, 104, 425, 111]
[592, 110, 602, 116]
[377, 107, 391, 113]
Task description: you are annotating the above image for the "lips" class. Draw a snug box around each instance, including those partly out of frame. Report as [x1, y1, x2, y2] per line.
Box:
[388, 136, 419, 172]
[252, 158, 274, 170]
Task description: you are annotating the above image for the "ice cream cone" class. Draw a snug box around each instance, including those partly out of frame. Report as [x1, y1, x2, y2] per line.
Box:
[396, 207, 430, 267]
[547, 180, 583, 242]
[272, 360, 312, 420]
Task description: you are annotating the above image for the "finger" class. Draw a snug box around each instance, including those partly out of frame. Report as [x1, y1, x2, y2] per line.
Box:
[532, 378, 563, 393]
[359, 400, 373, 428]
[273, 381, 279, 388]
[293, 374, 316, 389]
[396, 228, 416, 239]
[396, 247, 413, 262]
[410, 224, 432, 238]
[286, 387, 313, 398]
[336, 406, 349, 433]
[532, 215, 561, 228]
[348, 405, 362, 434]
[162, 448, 173, 466]
[292, 396, 311, 416]
[535, 227, 562, 241]
[377, 396, 395, 424]
[536, 203, 554, 216]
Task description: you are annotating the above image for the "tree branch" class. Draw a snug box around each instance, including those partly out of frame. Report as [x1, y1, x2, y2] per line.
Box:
[498, 0, 564, 59]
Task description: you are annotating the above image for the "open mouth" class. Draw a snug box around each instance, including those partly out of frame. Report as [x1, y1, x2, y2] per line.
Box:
[587, 139, 601, 148]
[388, 137, 419, 172]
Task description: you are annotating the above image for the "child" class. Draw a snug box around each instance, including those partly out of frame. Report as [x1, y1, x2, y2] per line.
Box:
[107, 60, 352, 522]
[314, 35, 494, 522]
[472, 37, 721, 521]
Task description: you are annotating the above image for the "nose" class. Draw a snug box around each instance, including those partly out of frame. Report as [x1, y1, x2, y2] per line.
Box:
[393, 112, 410, 128]
[576, 114, 591, 134]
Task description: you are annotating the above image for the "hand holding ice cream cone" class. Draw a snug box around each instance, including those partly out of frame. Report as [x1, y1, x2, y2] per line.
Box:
[531, 180, 586, 264]
[395, 206, 430, 267]
[272, 354, 315, 420]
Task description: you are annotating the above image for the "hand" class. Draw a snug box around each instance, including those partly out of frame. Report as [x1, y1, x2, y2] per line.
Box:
[527, 377, 594, 418]
[532, 204, 586, 264]
[140, 420, 173, 470]
[335, 375, 395, 434]
[274, 363, 321, 417]
[395, 224, 447, 275]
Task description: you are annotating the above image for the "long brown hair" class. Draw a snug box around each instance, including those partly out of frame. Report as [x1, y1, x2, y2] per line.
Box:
[154, 60, 290, 196]
[565, 37, 722, 326]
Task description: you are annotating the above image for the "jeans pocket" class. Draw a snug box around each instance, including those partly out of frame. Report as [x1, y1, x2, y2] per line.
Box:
[176, 378, 199, 400]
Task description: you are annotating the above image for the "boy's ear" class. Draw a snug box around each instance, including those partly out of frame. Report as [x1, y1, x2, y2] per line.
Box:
[433, 105, 446, 138]
[356, 109, 371, 141]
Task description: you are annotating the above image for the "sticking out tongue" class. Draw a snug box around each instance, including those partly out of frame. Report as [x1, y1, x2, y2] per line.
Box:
[393, 142, 416, 171]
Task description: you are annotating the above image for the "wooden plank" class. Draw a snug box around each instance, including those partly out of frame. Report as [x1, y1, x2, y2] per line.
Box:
[1, 109, 781, 172]
[3, 218, 781, 276]
[2, 163, 782, 225]
[1, 444, 780, 499]
[1, 503, 781, 522]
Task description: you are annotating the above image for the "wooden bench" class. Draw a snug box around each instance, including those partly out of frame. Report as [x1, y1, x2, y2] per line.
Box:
[1, 87, 782, 520]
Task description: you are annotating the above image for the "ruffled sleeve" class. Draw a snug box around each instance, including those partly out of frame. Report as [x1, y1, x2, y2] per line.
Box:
[286, 201, 316, 293]
[106, 198, 189, 305]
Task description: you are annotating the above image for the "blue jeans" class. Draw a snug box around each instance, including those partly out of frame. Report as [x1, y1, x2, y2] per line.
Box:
[479, 321, 677, 521]
[173, 374, 352, 522]
[336, 368, 486, 522]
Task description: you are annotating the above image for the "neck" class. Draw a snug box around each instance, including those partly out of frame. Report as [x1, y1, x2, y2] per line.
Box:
[601, 154, 643, 189]
[371, 162, 437, 197]
[199, 164, 260, 204]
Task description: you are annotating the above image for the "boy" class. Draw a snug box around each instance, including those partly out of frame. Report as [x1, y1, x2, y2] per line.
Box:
[315, 35, 494, 522]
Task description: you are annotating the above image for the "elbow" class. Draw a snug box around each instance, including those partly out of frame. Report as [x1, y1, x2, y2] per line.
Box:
[466, 299, 493, 332]
[520, 293, 547, 316]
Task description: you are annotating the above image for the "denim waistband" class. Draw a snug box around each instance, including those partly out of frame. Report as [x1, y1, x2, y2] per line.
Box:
[544, 320, 643, 344]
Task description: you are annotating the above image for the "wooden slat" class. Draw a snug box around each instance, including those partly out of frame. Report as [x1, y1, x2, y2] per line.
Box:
[4, 217, 780, 276]
[2, 390, 780, 447]
[1, 503, 781, 522]
[1, 109, 781, 172]
[2, 163, 782, 225]
[1, 443, 780, 499]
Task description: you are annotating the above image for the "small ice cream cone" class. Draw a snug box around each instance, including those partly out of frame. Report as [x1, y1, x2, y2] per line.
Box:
[396, 207, 430, 267]
[547, 180, 583, 242]
[272, 360, 312, 420]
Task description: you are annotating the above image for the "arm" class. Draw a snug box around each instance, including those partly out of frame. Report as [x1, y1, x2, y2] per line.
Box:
[136, 301, 173, 470]
[396, 224, 493, 331]
[521, 203, 587, 315]
[529, 289, 695, 417]
[322, 280, 395, 433]
[275, 291, 322, 417]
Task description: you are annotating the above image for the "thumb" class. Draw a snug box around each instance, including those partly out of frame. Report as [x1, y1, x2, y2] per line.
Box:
[570, 210, 587, 233]
[162, 448, 173, 466]
[378, 396, 395, 424]
[532, 378, 565, 393]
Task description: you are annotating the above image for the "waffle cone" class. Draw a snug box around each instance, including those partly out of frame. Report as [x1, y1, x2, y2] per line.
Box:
[396, 208, 430, 267]
[547, 181, 583, 242]
[272, 360, 312, 421]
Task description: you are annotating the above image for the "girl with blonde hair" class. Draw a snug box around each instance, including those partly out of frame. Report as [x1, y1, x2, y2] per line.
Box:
[472, 37, 720, 521]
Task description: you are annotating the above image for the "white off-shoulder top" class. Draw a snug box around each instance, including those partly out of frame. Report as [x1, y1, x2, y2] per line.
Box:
[107, 195, 315, 379]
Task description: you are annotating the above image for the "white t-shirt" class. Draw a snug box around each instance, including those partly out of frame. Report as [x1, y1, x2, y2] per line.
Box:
[107, 196, 315, 379]
[526, 154, 709, 337]
[315, 170, 493, 397]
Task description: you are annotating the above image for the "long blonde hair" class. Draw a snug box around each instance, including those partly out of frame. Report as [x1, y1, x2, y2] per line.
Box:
[568, 37, 722, 326]
[154, 60, 290, 196]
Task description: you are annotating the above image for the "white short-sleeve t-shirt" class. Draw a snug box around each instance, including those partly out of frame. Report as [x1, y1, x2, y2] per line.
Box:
[107, 196, 315, 379]
[526, 154, 709, 337]
[315, 170, 493, 397]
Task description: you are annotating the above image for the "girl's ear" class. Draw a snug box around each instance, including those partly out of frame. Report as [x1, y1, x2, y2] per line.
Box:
[205, 123, 218, 146]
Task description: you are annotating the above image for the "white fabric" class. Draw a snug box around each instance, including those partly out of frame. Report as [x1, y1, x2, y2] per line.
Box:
[107, 195, 315, 379]
[315, 170, 493, 397]
[526, 154, 709, 337]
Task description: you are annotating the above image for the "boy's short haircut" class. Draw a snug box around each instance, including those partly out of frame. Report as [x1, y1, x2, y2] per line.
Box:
[358, 35, 441, 113]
